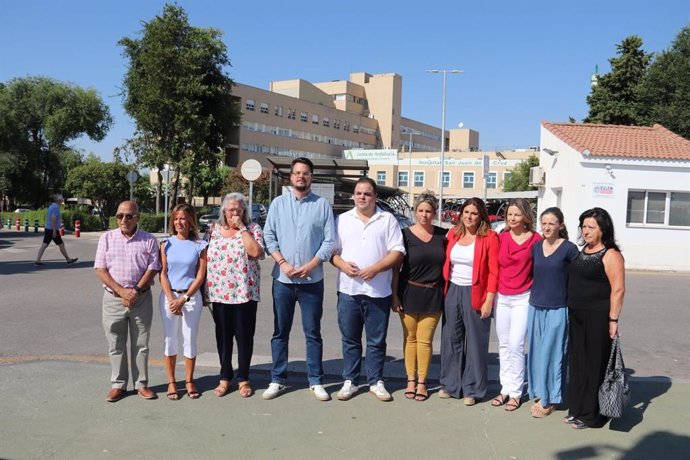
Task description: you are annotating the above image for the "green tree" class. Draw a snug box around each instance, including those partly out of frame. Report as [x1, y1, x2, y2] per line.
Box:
[585, 36, 651, 125]
[502, 155, 540, 192]
[191, 164, 230, 206]
[220, 168, 270, 204]
[638, 26, 690, 140]
[119, 4, 241, 210]
[65, 156, 129, 218]
[0, 77, 112, 206]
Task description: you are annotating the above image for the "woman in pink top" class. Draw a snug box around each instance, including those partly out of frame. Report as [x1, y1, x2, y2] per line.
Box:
[492, 198, 541, 411]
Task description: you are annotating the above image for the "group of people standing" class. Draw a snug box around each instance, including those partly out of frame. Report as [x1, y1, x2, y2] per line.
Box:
[94, 156, 625, 430]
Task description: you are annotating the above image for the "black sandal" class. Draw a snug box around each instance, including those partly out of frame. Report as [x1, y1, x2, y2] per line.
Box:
[167, 382, 179, 401]
[185, 381, 200, 399]
[414, 382, 429, 402]
[405, 380, 417, 399]
[491, 394, 509, 407]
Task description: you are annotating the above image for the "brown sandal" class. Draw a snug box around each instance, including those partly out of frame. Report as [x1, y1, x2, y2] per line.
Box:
[238, 381, 254, 398]
[531, 402, 555, 418]
[491, 394, 509, 407]
[214, 381, 230, 397]
[505, 397, 521, 412]
[185, 381, 201, 399]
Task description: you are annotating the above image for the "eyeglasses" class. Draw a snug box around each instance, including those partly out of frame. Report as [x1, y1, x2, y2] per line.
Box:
[291, 172, 312, 178]
[116, 213, 137, 220]
[224, 208, 243, 213]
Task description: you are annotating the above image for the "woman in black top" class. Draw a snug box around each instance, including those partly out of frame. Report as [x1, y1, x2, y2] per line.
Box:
[566, 208, 625, 429]
[392, 192, 446, 401]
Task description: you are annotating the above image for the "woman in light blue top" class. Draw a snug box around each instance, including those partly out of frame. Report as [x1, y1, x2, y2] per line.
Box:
[159, 203, 208, 400]
[527, 207, 579, 417]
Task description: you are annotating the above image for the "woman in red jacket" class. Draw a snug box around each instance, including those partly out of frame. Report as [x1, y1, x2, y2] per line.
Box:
[439, 197, 499, 405]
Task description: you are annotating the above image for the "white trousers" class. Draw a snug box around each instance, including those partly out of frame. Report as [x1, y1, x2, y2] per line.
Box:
[158, 291, 203, 358]
[495, 290, 530, 398]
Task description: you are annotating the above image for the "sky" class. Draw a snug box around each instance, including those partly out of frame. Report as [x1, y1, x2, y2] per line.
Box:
[1, 0, 688, 160]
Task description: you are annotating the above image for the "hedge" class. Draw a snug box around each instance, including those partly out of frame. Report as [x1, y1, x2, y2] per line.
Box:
[107, 213, 166, 233]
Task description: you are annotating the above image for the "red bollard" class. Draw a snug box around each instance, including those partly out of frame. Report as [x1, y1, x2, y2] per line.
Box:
[74, 220, 81, 238]
[16, 217, 20, 230]
[60, 219, 65, 236]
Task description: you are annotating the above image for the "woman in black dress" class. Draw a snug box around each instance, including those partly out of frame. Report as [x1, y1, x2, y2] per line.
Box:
[566, 208, 625, 429]
[392, 192, 446, 401]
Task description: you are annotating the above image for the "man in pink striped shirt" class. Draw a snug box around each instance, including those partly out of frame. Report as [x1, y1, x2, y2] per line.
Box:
[95, 200, 161, 402]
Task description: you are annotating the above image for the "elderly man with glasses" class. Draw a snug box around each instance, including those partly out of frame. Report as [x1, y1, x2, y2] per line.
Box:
[95, 200, 161, 402]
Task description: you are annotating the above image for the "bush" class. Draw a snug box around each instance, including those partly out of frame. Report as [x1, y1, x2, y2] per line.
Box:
[61, 210, 105, 231]
[1, 209, 45, 227]
[108, 213, 165, 232]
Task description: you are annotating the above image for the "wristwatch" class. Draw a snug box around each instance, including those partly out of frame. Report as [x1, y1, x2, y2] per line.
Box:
[184, 295, 191, 302]
[133, 285, 143, 295]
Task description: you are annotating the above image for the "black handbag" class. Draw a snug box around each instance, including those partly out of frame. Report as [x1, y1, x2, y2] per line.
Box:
[598, 335, 630, 418]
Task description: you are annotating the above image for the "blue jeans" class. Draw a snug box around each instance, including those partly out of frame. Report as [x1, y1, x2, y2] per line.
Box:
[270, 279, 324, 386]
[337, 292, 391, 385]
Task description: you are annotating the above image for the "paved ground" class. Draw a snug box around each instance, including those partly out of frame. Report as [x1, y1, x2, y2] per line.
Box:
[1, 229, 689, 459]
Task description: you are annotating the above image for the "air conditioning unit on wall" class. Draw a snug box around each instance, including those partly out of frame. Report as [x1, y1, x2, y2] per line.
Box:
[529, 166, 545, 186]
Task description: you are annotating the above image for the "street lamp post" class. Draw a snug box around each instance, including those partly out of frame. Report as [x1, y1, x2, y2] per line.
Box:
[162, 164, 172, 237]
[426, 69, 463, 223]
[401, 127, 418, 215]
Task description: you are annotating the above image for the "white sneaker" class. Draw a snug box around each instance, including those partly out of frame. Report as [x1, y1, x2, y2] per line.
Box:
[262, 382, 286, 400]
[369, 380, 392, 401]
[337, 380, 357, 401]
[310, 384, 331, 401]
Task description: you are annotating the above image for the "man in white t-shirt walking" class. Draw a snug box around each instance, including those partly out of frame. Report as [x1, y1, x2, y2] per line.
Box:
[331, 177, 405, 401]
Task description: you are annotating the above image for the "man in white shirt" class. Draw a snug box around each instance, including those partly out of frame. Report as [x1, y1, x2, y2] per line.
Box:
[331, 177, 405, 401]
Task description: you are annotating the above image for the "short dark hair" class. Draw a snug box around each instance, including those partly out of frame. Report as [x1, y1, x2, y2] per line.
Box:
[355, 176, 378, 195]
[291, 157, 314, 174]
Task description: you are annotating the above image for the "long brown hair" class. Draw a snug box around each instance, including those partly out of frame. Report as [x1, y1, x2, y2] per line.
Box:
[452, 197, 491, 237]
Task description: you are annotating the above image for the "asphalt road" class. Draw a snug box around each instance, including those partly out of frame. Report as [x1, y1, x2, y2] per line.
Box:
[1, 229, 690, 459]
[1, 229, 688, 383]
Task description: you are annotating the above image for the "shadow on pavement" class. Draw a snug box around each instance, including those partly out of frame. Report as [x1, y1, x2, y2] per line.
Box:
[610, 375, 672, 432]
[0, 259, 88, 275]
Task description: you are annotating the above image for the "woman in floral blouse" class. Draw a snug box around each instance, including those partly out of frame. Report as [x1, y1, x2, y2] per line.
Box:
[206, 192, 264, 397]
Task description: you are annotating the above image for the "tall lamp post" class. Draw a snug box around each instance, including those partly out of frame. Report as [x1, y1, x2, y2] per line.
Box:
[426, 69, 463, 223]
[401, 127, 419, 215]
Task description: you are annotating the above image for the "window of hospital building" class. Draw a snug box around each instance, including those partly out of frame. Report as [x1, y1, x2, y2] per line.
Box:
[287, 108, 296, 119]
[486, 172, 497, 189]
[312, 114, 319, 124]
[376, 171, 386, 185]
[260, 103, 269, 114]
[463, 172, 475, 189]
[300, 112, 308, 122]
[414, 171, 424, 187]
[398, 171, 409, 187]
[323, 117, 330, 127]
[275, 105, 283, 116]
[245, 99, 255, 111]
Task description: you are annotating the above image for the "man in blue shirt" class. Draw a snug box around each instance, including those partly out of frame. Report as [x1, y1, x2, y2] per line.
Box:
[262, 157, 335, 401]
[34, 194, 78, 266]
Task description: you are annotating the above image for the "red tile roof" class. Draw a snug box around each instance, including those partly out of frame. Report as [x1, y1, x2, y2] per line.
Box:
[541, 122, 690, 161]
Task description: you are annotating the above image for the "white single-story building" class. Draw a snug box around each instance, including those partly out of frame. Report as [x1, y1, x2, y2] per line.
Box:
[536, 122, 690, 272]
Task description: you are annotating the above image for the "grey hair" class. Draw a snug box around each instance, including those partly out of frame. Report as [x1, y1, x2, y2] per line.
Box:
[413, 191, 439, 212]
[218, 192, 251, 227]
[53, 194, 64, 202]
